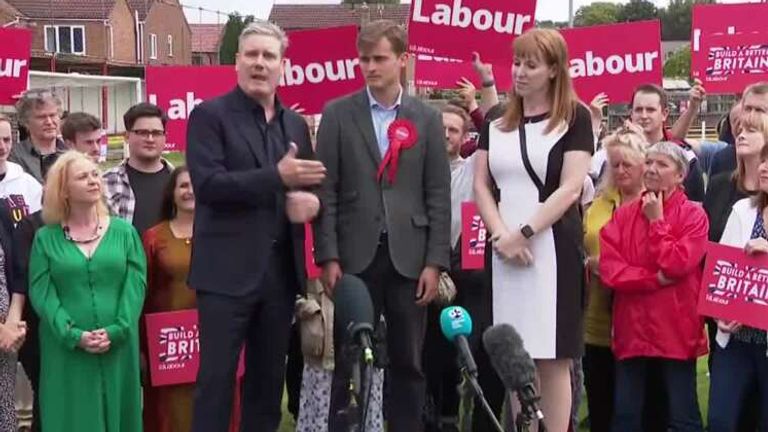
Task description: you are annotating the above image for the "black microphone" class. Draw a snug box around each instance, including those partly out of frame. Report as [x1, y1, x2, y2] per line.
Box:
[332, 275, 376, 431]
[482, 324, 545, 424]
[334, 274, 375, 363]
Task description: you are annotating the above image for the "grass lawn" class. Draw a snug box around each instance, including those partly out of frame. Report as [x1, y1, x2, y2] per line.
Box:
[275, 357, 712, 432]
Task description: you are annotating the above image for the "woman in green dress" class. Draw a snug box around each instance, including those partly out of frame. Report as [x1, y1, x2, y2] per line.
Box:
[29, 151, 146, 432]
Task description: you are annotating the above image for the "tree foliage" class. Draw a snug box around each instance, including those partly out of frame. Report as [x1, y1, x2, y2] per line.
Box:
[219, 13, 255, 65]
[663, 46, 691, 78]
[574, 2, 621, 27]
[617, 0, 658, 22]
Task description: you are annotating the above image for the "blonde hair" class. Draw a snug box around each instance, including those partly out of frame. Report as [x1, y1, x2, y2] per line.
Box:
[499, 28, 578, 134]
[734, 111, 768, 192]
[598, 128, 648, 192]
[42, 151, 108, 224]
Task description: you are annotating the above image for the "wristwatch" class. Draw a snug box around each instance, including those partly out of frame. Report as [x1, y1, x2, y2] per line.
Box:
[482, 79, 496, 88]
[520, 224, 535, 239]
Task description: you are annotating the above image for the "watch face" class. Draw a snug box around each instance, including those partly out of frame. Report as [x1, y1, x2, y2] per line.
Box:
[521, 225, 534, 239]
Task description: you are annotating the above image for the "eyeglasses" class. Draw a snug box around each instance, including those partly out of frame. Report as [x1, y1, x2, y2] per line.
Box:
[130, 129, 166, 138]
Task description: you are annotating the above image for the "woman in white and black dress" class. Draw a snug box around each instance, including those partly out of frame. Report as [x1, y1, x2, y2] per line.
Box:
[474, 28, 593, 432]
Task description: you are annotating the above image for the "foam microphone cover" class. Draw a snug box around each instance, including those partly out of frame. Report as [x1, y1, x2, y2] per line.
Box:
[482, 324, 537, 391]
[333, 274, 375, 332]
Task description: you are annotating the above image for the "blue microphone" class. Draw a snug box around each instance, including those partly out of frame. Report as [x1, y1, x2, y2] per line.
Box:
[440, 306, 478, 377]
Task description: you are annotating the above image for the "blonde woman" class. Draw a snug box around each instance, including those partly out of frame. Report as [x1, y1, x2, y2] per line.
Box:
[29, 151, 146, 432]
[473, 28, 594, 431]
[582, 128, 647, 432]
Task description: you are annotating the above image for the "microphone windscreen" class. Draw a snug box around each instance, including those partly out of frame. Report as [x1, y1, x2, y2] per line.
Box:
[439, 306, 473, 342]
[482, 324, 537, 391]
[333, 274, 374, 331]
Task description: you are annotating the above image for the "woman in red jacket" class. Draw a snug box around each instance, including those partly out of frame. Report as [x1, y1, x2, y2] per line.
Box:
[599, 141, 708, 432]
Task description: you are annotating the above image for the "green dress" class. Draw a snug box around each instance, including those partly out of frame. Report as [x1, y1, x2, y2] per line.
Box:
[29, 217, 146, 432]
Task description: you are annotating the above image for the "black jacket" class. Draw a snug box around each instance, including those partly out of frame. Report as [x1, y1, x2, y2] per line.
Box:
[186, 87, 313, 296]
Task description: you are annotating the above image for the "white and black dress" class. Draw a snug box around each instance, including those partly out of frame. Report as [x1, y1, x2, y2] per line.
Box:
[479, 104, 593, 360]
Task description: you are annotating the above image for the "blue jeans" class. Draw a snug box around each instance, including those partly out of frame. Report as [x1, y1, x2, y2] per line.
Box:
[708, 339, 768, 432]
[612, 357, 702, 432]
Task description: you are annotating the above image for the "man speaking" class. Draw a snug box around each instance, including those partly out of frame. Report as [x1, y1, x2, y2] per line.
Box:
[186, 21, 325, 432]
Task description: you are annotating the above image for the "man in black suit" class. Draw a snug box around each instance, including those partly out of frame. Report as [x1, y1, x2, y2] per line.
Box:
[186, 21, 326, 432]
[314, 20, 451, 431]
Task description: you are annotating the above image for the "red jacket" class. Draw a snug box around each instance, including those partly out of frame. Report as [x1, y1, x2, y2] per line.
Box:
[599, 189, 709, 361]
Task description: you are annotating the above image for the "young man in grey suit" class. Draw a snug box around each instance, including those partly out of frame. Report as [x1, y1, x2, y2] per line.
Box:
[313, 19, 451, 432]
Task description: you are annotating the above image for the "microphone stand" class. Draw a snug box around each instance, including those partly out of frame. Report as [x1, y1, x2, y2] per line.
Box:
[514, 384, 546, 432]
[460, 366, 504, 432]
[342, 323, 379, 432]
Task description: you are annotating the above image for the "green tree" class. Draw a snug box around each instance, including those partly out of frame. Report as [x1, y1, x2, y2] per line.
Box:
[664, 46, 691, 78]
[617, 0, 658, 22]
[573, 2, 621, 27]
[536, 20, 569, 29]
[659, 0, 716, 41]
[219, 13, 255, 65]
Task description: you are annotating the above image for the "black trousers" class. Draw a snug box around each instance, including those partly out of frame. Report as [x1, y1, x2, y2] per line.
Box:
[329, 236, 428, 432]
[191, 249, 296, 432]
[285, 323, 304, 421]
[18, 303, 39, 432]
[583, 344, 615, 432]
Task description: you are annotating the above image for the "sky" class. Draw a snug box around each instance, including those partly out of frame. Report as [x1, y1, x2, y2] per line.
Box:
[182, 0, 758, 24]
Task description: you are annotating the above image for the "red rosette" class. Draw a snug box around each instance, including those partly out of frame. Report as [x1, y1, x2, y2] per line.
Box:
[377, 119, 419, 183]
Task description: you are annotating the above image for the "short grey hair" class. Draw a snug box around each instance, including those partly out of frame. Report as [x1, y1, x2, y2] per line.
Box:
[15, 88, 62, 126]
[647, 141, 689, 178]
[239, 20, 289, 56]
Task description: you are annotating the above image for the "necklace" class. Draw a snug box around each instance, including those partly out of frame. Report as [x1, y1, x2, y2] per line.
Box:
[63, 215, 102, 244]
[169, 219, 192, 245]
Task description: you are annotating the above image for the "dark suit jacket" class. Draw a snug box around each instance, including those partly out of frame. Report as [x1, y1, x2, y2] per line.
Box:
[0, 201, 13, 297]
[186, 87, 312, 296]
[313, 90, 451, 279]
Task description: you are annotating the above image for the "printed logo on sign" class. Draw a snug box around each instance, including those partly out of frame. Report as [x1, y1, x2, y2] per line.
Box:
[0, 58, 28, 78]
[706, 259, 768, 306]
[280, 58, 360, 86]
[468, 215, 486, 256]
[411, 0, 532, 36]
[570, 51, 659, 78]
[706, 44, 768, 79]
[147, 92, 203, 120]
[158, 324, 200, 371]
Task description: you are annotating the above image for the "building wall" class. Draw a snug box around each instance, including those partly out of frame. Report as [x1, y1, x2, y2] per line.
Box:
[109, 0, 137, 63]
[144, 0, 191, 65]
[0, 1, 18, 24]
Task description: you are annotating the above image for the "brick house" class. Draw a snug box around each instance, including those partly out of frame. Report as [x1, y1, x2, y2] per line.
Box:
[127, 0, 191, 65]
[191, 23, 223, 65]
[0, 0, 191, 73]
[1, 0, 139, 74]
[268, 3, 410, 31]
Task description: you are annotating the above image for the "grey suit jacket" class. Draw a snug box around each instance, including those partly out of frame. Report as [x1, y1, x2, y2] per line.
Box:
[313, 89, 451, 279]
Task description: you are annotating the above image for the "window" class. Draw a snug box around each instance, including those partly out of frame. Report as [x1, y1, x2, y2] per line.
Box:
[192, 54, 203, 65]
[167, 35, 173, 57]
[150, 33, 158, 60]
[44, 25, 85, 55]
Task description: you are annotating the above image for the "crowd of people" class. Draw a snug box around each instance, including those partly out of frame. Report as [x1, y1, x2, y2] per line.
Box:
[0, 16, 764, 432]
